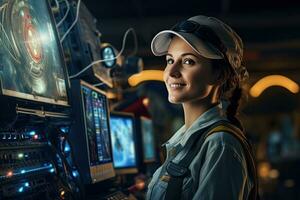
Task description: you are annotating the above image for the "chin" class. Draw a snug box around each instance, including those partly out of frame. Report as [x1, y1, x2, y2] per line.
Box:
[168, 96, 183, 104]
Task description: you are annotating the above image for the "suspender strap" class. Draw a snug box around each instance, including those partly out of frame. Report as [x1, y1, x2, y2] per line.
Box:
[165, 121, 226, 200]
[164, 120, 258, 200]
[206, 123, 259, 200]
[176, 120, 230, 168]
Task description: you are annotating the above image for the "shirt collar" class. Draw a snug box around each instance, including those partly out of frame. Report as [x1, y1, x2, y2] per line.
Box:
[163, 103, 227, 148]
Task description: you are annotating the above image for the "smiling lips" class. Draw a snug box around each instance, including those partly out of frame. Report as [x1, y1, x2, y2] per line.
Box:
[169, 83, 187, 89]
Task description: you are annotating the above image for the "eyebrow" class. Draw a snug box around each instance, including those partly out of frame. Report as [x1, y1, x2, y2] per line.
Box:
[166, 53, 198, 57]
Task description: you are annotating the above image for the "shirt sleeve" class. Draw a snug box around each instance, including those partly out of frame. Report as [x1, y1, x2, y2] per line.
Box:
[192, 134, 248, 200]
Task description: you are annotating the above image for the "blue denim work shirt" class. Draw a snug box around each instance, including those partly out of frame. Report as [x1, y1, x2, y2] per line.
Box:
[146, 104, 253, 200]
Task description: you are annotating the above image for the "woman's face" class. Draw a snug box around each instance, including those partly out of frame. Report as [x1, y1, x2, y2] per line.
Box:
[164, 36, 218, 104]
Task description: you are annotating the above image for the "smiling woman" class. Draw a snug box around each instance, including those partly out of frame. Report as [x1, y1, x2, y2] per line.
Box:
[164, 37, 218, 111]
[147, 15, 258, 200]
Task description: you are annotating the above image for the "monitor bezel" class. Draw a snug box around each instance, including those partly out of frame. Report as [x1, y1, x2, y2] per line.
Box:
[140, 116, 156, 163]
[110, 111, 139, 174]
[80, 80, 114, 166]
[0, 0, 70, 106]
[79, 80, 115, 182]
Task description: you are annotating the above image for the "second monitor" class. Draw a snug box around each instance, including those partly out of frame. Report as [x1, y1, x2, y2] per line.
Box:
[110, 112, 138, 174]
[140, 117, 156, 163]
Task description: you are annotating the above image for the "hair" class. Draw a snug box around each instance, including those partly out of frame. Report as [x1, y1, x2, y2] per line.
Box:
[211, 59, 245, 131]
[167, 34, 245, 131]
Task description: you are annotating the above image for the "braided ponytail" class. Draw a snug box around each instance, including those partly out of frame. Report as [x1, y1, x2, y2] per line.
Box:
[226, 86, 244, 132]
[211, 59, 245, 132]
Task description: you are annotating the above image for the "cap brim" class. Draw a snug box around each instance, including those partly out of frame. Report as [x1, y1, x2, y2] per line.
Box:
[151, 30, 224, 59]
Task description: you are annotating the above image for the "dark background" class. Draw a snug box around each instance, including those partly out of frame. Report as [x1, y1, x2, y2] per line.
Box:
[83, 0, 300, 83]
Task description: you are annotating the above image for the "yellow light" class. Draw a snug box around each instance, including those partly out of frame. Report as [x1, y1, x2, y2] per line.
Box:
[250, 75, 299, 97]
[128, 70, 164, 87]
[258, 162, 271, 178]
[142, 98, 150, 107]
[269, 169, 279, 179]
[106, 91, 118, 99]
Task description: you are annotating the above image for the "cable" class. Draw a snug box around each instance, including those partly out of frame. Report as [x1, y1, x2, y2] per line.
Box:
[68, 28, 136, 79]
[46, 124, 84, 199]
[128, 28, 138, 57]
[93, 83, 105, 87]
[54, 0, 60, 10]
[60, 0, 81, 43]
[56, 0, 70, 28]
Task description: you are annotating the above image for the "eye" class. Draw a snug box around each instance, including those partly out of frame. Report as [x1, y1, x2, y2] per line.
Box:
[166, 58, 174, 65]
[183, 58, 195, 65]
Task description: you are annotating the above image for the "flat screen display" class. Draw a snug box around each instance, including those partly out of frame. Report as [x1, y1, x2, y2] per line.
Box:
[110, 114, 137, 168]
[141, 117, 156, 162]
[0, 0, 68, 105]
[81, 85, 112, 166]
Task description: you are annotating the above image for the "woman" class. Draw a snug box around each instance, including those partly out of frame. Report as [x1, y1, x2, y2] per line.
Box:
[146, 15, 258, 200]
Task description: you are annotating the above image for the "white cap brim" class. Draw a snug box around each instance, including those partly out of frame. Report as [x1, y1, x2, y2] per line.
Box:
[151, 30, 224, 59]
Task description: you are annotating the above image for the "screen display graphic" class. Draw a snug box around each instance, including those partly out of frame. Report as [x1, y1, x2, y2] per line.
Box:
[81, 85, 112, 166]
[141, 117, 156, 162]
[110, 115, 137, 168]
[0, 0, 68, 105]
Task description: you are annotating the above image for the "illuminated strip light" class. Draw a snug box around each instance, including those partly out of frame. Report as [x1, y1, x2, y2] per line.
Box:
[250, 75, 299, 97]
[128, 70, 164, 87]
[0, 164, 53, 179]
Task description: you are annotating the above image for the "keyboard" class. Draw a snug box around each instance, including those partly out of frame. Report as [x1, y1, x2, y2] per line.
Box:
[103, 191, 137, 200]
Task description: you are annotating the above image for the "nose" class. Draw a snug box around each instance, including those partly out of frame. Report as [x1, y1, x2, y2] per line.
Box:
[165, 61, 181, 78]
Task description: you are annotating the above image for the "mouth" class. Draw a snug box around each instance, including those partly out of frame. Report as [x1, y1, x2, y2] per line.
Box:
[168, 83, 187, 89]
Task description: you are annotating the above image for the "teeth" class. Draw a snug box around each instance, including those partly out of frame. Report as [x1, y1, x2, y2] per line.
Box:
[170, 83, 185, 88]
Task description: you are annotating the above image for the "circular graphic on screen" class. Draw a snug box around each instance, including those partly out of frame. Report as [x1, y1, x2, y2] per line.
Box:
[23, 14, 43, 64]
[0, 0, 68, 105]
[10, 1, 47, 92]
[0, 0, 53, 95]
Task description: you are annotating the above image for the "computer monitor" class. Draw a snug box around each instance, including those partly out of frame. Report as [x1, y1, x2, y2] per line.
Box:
[69, 80, 115, 184]
[110, 112, 138, 174]
[140, 117, 156, 163]
[0, 0, 69, 106]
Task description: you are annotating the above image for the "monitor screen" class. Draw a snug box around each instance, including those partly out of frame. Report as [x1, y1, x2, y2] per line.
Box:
[68, 80, 115, 184]
[110, 113, 137, 171]
[81, 85, 112, 166]
[0, 0, 68, 105]
[141, 117, 156, 162]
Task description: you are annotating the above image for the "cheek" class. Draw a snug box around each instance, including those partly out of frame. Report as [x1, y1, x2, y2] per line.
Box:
[188, 72, 213, 93]
[188, 67, 213, 85]
[163, 70, 168, 84]
[187, 71, 205, 85]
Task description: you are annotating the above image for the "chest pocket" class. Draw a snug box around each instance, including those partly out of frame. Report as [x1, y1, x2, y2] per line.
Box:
[149, 177, 168, 200]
